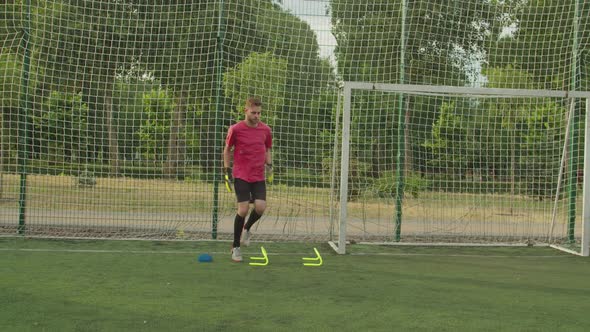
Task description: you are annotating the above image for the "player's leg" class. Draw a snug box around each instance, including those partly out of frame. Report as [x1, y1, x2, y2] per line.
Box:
[243, 181, 266, 247]
[245, 181, 266, 230]
[233, 201, 249, 245]
[232, 179, 251, 261]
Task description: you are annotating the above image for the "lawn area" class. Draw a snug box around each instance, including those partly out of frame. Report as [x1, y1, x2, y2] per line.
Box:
[1, 238, 589, 331]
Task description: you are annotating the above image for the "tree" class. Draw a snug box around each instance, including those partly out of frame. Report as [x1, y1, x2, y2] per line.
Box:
[34, 91, 89, 164]
[6, 1, 336, 178]
[131, 0, 335, 173]
[331, 0, 498, 85]
[479, 66, 540, 185]
[112, 65, 162, 163]
[136, 88, 175, 164]
[2, 1, 26, 197]
[0, 52, 22, 167]
[423, 65, 568, 197]
[486, 0, 589, 91]
[330, 0, 500, 182]
[223, 52, 288, 125]
[519, 102, 566, 199]
[30, 0, 145, 171]
[215, 0, 336, 171]
[330, 0, 500, 178]
[423, 101, 469, 177]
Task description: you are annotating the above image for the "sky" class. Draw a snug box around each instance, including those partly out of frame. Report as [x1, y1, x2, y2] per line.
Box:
[275, 0, 488, 86]
[278, 0, 337, 62]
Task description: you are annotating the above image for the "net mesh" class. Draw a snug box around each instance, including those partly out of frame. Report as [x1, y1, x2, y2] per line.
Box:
[342, 87, 583, 246]
[0, 1, 588, 248]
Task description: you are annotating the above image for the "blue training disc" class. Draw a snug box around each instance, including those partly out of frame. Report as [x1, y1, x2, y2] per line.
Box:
[198, 253, 213, 262]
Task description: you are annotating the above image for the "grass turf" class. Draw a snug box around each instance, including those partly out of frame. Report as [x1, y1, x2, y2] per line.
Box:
[1, 238, 589, 331]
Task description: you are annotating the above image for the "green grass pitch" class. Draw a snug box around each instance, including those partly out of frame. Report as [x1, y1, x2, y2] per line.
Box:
[1, 238, 589, 331]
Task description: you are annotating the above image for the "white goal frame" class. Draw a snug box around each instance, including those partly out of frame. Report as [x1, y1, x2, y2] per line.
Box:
[329, 82, 590, 256]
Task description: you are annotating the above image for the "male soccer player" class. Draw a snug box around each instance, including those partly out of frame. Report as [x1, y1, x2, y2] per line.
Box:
[223, 97, 273, 262]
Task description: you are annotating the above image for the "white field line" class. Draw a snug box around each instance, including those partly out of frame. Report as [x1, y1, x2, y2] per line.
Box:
[0, 247, 573, 258]
[0, 247, 314, 256]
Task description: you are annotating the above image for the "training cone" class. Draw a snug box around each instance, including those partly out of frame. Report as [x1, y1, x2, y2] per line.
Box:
[198, 253, 213, 262]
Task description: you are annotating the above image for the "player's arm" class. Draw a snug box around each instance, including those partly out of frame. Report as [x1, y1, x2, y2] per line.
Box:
[265, 148, 273, 183]
[223, 126, 236, 170]
[223, 144, 232, 170]
[223, 142, 233, 192]
[265, 148, 272, 166]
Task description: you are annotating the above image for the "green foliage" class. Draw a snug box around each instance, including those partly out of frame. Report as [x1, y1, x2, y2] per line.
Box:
[17, 160, 199, 180]
[485, 67, 566, 198]
[331, 0, 498, 85]
[112, 67, 162, 162]
[136, 88, 176, 162]
[182, 104, 203, 165]
[330, 0, 499, 183]
[519, 102, 566, 199]
[307, 88, 340, 169]
[324, 157, 371, 201]
[11, 0, 336, 175]
[348, 159, 371, 201]
[276, 168, 330, 188]
[426, 174, 523, 194]
[76, 168, 96, 188]
[34, 91, 89, 163]
[0, 52, 21, 109]
[348, 91, 399, 174]
[2, 0, 585, 203]
[423, 101, 469, 175]
[486, 0, 589, 91]
[0, 1, 23, 40]
[0, 51, 22, 165]
[223, 51, 288, 126]
[484, 66, 539, 90]
[370, 171, 429, 198]
[29, 0, 147, 164]
[423, 67, 567, 199]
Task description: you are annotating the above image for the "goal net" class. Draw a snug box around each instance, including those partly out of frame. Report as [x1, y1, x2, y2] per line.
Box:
[0, 0, 339, 242]
[1, 1, 589, 255]
[331, 82, 590, 256]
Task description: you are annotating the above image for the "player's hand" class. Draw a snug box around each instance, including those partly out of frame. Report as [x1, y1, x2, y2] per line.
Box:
[224, 167, 233, 192]
[265, 164, 274, 184]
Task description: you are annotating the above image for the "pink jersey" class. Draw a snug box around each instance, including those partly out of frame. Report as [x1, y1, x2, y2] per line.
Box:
[225, 121, 272, 182]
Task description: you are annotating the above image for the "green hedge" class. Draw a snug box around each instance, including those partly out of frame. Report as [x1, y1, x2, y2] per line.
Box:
[4, 161, 567, 199]
[8, 160, 194, 180]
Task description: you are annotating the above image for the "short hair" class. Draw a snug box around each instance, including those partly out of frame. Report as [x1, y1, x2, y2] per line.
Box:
[245, 97, 262, 109]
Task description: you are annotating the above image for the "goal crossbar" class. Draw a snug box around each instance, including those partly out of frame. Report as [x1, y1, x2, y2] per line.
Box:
[344, 82, 590, 99]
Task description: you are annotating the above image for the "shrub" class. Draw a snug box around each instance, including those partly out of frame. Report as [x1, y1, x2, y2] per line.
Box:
[76, 168, 96, 187]
[371, 172, 428, 198]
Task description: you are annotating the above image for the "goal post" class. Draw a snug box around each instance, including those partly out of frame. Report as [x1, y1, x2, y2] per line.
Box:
[581, 98, 590, 256]
[330, 82, 590, 256]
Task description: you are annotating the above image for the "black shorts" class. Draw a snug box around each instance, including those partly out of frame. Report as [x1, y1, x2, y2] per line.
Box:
[234, 178, 266, 203]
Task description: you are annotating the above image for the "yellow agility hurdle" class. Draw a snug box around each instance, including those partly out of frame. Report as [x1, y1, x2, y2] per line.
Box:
[302, 248, 323, 266]
[249, 246, 269, 266]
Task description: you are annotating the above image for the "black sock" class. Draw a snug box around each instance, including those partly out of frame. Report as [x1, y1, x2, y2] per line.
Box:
[233, 214, 245, 248]
[245, 210, 262, 231]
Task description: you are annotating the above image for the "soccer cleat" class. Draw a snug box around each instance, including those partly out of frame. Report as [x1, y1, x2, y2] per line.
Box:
[241, 230, 251, 247]
[231, 247, 243, 262]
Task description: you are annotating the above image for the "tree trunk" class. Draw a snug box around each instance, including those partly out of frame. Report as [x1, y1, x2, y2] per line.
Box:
[165, 94, 186, 179]
[106, 97, 120, 176]
[404, 98, 412, 175]
[0, 112, 3, 199]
